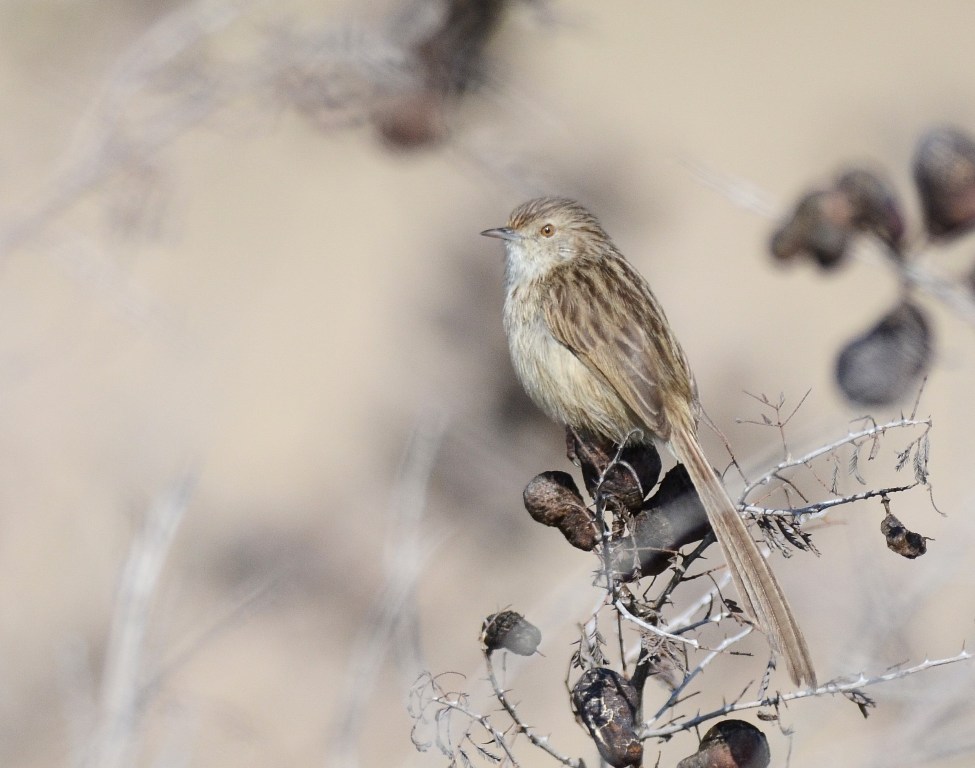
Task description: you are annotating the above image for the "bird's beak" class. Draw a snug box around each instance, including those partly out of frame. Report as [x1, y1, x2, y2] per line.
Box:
[480, 226, 521, 241]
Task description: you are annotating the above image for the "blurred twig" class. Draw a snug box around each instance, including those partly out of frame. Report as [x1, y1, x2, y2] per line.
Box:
[0, 0, 256, 259]
[328, 412, 446, 768]
[83, 473, 196, 768]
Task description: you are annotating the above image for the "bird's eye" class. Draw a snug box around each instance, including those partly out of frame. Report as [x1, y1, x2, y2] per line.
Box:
[540, 223, 555, 237]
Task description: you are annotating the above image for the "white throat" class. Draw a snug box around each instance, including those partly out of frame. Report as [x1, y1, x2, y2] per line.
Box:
[503, 241, 561, 293]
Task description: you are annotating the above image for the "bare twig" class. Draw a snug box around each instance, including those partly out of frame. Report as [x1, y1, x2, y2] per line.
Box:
[434, 696, 523, 766]
[664, 571, 733, 634]
[743, 483, 920, 521]
[741, 416, 932, 502]
[484, 651, 585, 768]
[648, 625, 754, 724]
[639, 649, 974, 739]
[615, 599, 701, 650]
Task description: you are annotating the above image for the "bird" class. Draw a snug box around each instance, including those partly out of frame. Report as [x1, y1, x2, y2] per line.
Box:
[482, 196, 816, 687]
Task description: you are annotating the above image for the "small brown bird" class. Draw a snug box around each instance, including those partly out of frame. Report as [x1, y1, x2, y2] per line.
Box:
[482, 197, 816, 687]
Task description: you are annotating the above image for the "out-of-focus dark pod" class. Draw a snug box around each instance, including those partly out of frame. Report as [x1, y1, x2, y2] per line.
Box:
[374, 90, 448, 149]
[567, 429, 662, 512]
[913, 126, 975, 238]
[835, 301, 932, 406]
[610, 465, 711, 581]
[375, 0, 511, 150]
[571, 668, 643, 768]
[835, 168, 906, 253]
[676, 720, 771, 768]
[881, 511, 928, 559]
[523, 471, 597, 551]
[481, 610, 542, 655]
[770, 190, 855, 269]
[414, 0, 509, 96]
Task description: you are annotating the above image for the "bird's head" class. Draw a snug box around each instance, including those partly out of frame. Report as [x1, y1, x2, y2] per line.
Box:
[481, 197, 611, 282]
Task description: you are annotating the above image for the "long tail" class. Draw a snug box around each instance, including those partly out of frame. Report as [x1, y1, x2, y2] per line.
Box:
[668, 417, 816, 687]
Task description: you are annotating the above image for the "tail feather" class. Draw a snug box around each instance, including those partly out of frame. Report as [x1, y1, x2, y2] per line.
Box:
[669, 420, 816, 687]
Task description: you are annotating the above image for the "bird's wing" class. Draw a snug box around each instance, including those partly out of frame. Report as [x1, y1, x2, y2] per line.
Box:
[541, 257, 695, 440]
[545, 258, 817, 686]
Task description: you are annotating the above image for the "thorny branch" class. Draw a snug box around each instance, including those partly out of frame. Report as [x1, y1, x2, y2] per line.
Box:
[409, 394, 972, 766]
[647, 626, 755, 724]
[614, 599, 701, 650]
[484, 651, 586, 768]
[743, 483, 918, 520]
[739, 414, 936, 530]
[639, 649, 974, 740]
[411, 672, 524, 767]
[741, 415, 932, 500]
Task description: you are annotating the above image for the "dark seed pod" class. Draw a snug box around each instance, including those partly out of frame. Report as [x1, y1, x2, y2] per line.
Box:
[881, 511, 928, 559]
[523, 471, 586, 526]
[571, 668, 643, 768]
[770, 189, 855, 269]
[567, 430, 662, 512]
[610, 464, 712, 581]
[835, 301, 932, 406]
[913, 126, 975, 238]
[481, 611, 541, 655]
[522, 471, 597, 551]
[557, 507, 600, 551]
[835, 168, 906, 252]
[676, 720, 771, 768]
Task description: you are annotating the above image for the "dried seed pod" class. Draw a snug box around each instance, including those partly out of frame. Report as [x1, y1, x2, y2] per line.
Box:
[913, 126, 975, 238]
[676, 720, 771, 768]
[881, 511, 928, 559]
[571, 668, 643, 768]
[557, 507, 599, 551]
[522, 471, 597, 550]
[481, 610, 541, 655]
[567, 429, 662, 512]
[835, 301, 932, 406]
[523, 471, 586, 525]
[835, 168, 906, 252]
[770, 189, 855, 269]
[610, 464, 711, 581]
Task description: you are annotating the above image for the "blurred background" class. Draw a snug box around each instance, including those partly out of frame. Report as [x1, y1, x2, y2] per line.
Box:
[2, 1, 975, 766]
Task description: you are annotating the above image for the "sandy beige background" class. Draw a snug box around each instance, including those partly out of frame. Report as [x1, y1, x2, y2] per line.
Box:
[2, 1, 975, 766]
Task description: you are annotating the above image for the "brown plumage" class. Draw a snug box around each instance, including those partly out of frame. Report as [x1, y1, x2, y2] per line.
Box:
[483, 197, 816, 687]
